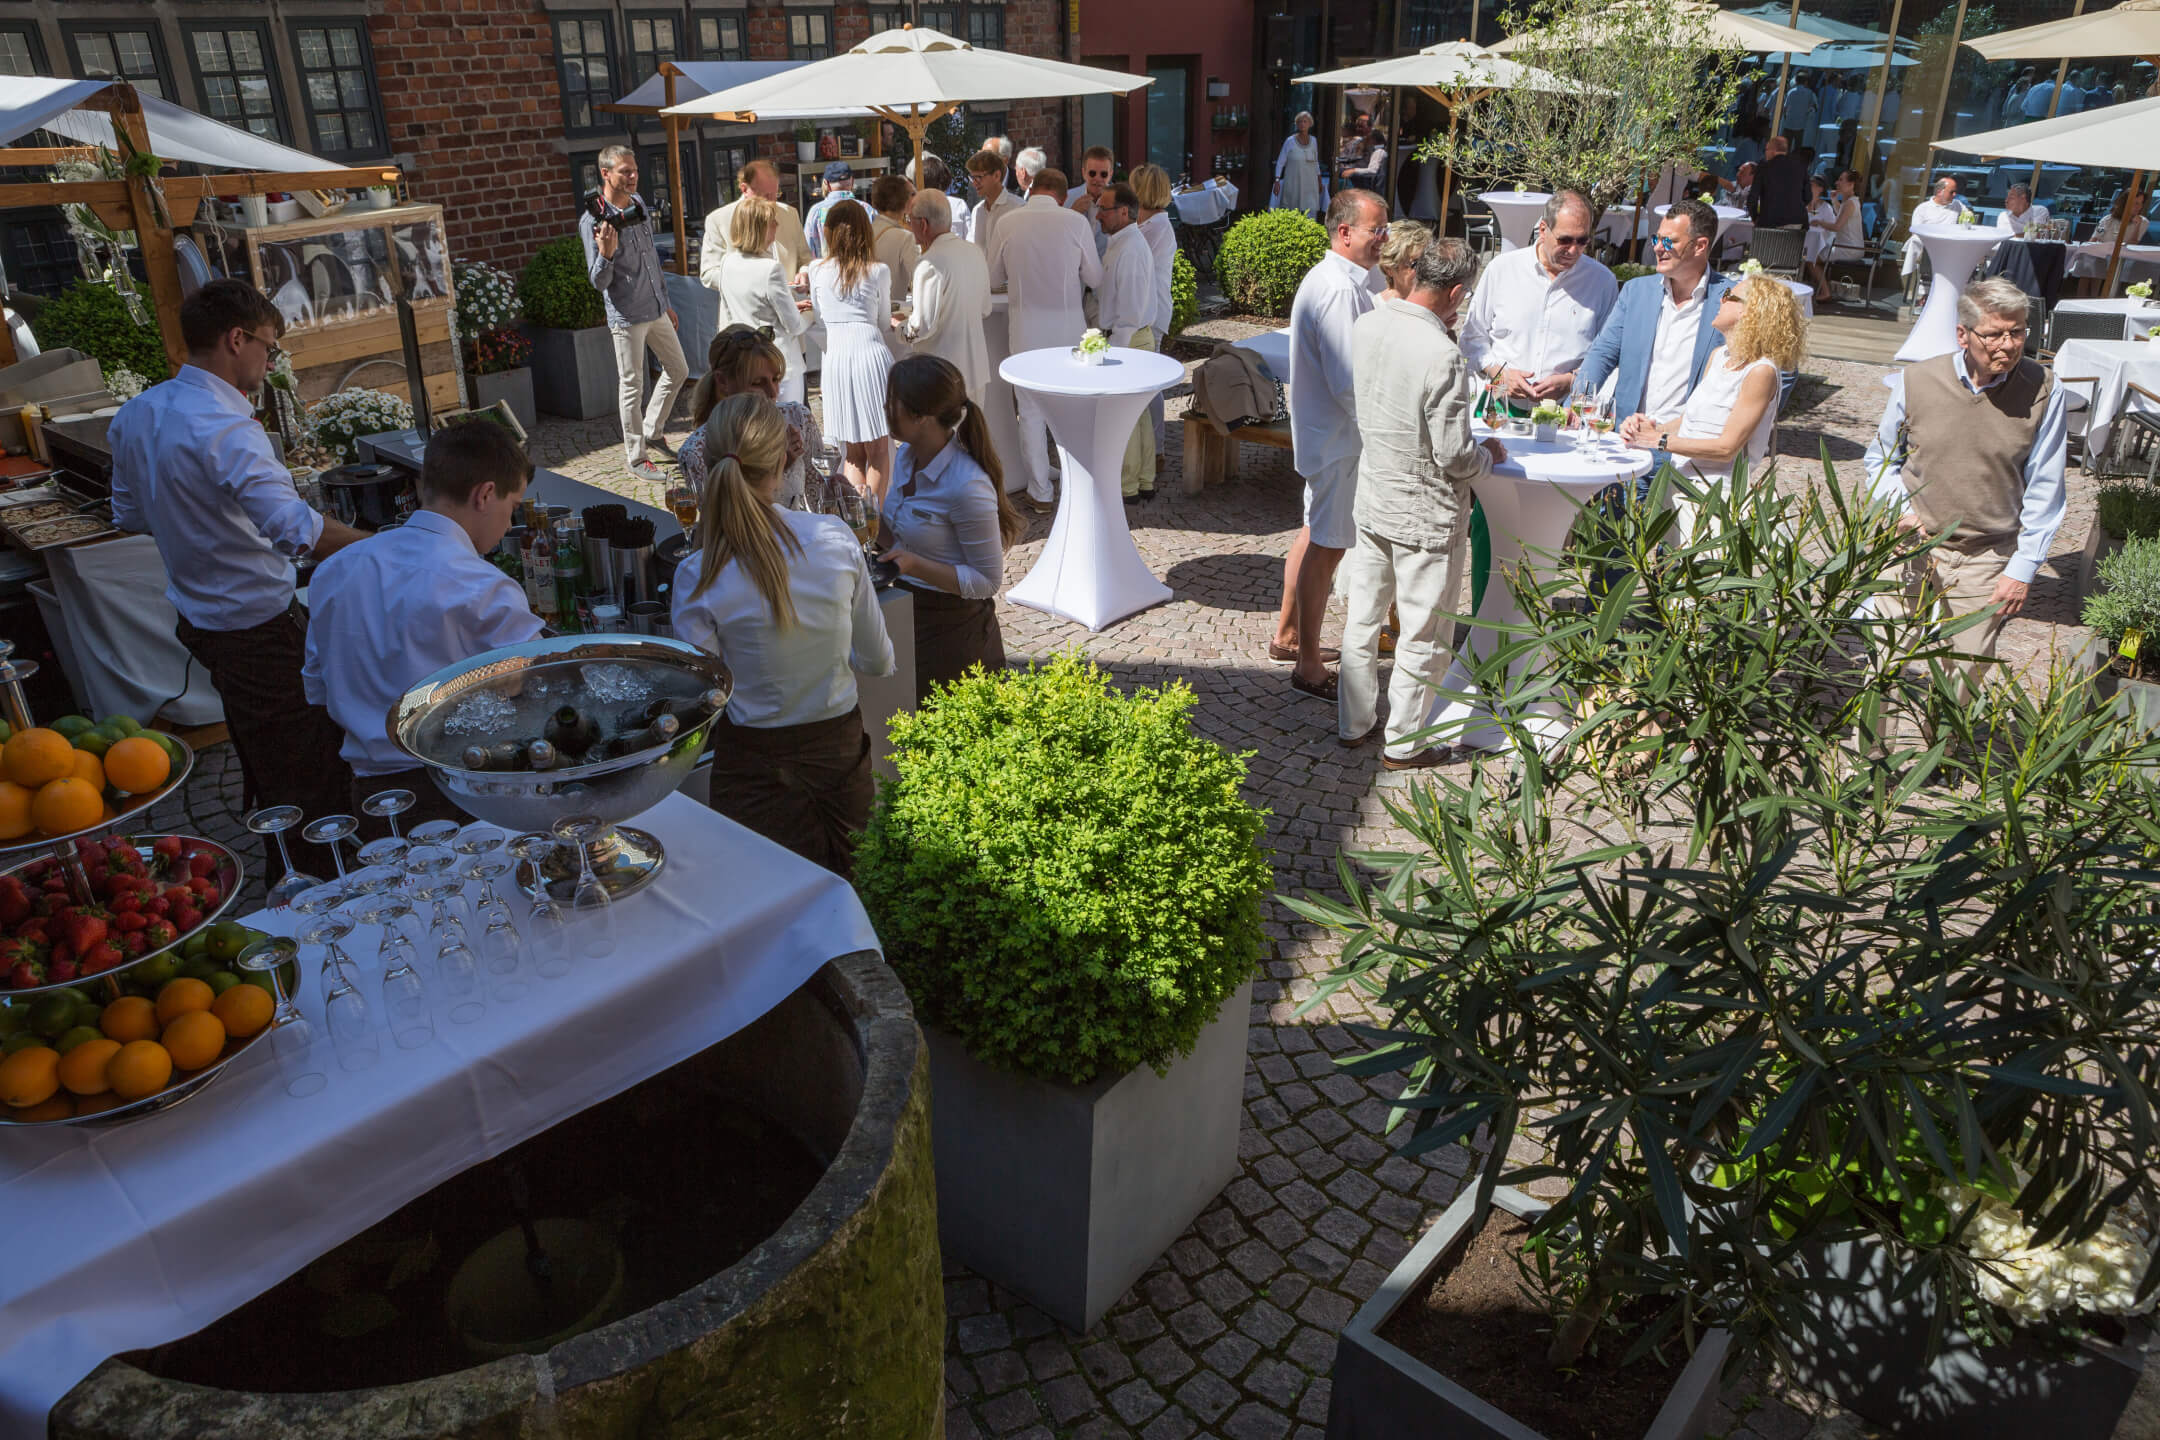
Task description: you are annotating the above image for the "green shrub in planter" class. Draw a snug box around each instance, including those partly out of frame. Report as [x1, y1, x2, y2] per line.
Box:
[2083, 533, 2160, 677]
[517, 235, 605, 332]
[32, 281, 171, 388]
[2097, 480, 2160, 542]
[1170, 249, 1198, 337]
[1214, 210, 1327, 318]
[855, 653, 1271, 1086]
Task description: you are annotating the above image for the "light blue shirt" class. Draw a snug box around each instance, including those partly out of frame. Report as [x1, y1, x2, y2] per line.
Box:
[804, 189, 854, 259]
[1862, 350, 2068, 585]
[886, 439, 1005, 599]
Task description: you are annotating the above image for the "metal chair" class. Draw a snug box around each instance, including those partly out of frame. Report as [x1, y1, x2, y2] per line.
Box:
[1745, 225, 1805, 277]
[1465, 212, 1499, 257]
[2045, 306, 2134, 356]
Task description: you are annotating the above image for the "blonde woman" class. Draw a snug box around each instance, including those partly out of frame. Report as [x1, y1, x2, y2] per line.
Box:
[1378, 221, 1433, 300]
[1273, 110, 1325, 218]
[809, 199, 898, 500]
[1619, 274, 1807, 541]
[678, 325, 823, 507]
[716, 196, 812, 404]
[1132, 163, 1180, 483]
[669, 392, 894, 874]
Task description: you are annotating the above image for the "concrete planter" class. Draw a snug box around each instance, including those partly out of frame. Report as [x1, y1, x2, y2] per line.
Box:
[1785, 1235, 2151, 1439]
[51, 953, 945, 1440]
[469, 366, 536, 435]
[1326, 1185, 1732, 1440]
[924, 977, 1252, 1333]
[527, 323, 616, 420]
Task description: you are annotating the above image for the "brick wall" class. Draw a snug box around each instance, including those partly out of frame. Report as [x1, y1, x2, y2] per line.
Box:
[369, 0, 568, 273]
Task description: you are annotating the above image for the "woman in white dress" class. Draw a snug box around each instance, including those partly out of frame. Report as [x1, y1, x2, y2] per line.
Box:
[1804, 170, 1865, 296]
[809, 198, 899, 502]
[1272, 111, 1325, 218]
[1618, 275, 1807, 543]
[716, 196, 812, 404]
[2069, 188, 2153, 295]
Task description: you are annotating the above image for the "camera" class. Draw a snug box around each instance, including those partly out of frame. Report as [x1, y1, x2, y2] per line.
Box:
[584, 192, 648, 230]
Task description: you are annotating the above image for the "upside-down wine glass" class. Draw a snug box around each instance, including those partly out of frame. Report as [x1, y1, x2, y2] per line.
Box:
[323, 966, 379, 1072]
[357, 834, 410, 884]
[291, 882, 356, 985]
[508, 831, 572, 978]
[236, 935, 326, 1098]
[361, 788, 416, 841]
[359, 891, 432, 1050]
[435, 928, 486, 1024]
[466, 858, 526, 1001]
[245, 806, 321, 911]
[300, 814, 359, 880]
[552, 814, 615, 959]
[410, 819, 462, 850]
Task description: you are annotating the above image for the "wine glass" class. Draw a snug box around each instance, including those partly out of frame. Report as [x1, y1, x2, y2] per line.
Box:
[435, 932, 486, 1024]
[301, 814, 359, 880]
[361, 788, 416, 841]
[408, 847, 470, 935]
[857, 485, 882, 556]
[323, 970, 379, 1072]
[237, 936, 325, 1098]
[666, 482, 700, 528]
[552, 814, 615, 959]
[1590, 395, 1618, 449]
[357, 836, 410, 892]
[508, 832, 572, 978]
[467, 859, 526, 1001]
[245, 806, 321, 911]
[356, 889, 418, 977]
[291, 883, 356, 984]
[410, 819, 462, 849]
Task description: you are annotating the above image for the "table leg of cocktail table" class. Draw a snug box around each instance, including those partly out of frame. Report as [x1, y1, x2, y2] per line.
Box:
[1005, 387, 1173, 631]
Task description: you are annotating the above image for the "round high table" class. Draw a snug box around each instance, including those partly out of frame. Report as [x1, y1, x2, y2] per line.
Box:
[1000, 346, 1184, 631]
[1896, 224, 2004, 363]
[1479, 191, 1551, 252]
[1428, 429, 1656, 755]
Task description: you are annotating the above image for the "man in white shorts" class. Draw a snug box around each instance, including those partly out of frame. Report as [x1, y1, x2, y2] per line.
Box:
[1273, 188, 1388, 700]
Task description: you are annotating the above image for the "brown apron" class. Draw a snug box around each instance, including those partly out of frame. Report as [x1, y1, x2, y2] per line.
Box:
[708, 707, 875, 876]
[910, 587, 1004, 707]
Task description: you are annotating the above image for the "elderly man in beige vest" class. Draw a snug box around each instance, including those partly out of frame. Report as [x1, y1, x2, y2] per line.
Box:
[1862, 275, 2067, 685]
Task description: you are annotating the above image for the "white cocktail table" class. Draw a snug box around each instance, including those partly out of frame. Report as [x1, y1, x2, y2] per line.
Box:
[1428, 430, 1656, 754]
[1479, 191, 1551, 252]
[1897, 224, 2005, 363]
[1000, 346, 1185, 630]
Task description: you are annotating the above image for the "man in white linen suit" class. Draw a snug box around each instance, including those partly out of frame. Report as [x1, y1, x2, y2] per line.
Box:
[989, 167, 1102, 509]
[903, 190, 993, 405]
[700, 158, 809, 306]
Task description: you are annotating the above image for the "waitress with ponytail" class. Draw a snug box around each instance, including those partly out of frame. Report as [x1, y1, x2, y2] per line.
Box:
[879, 354, 1025, 705]
[670, 392, 895, 875]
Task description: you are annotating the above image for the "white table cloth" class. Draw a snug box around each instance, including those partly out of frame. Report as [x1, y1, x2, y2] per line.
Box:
[1429, 429, 1656, 754]
[2070, 243, 2160, 292]
[32, 533, 224, 725]
[1000, 346, 1183, 630]
[1597, 203, 1651, 248]
[2052, 297, 2160, 342]
[1230, 328, 1291, 384]
[1897, 225, 2004, 363]
[1781, 277, 1816, 318]
[2053, 337, 2160, 458]
[0, 793, 880, 1437]
[1169, 181, 1238, 226]
[1655, 202, 1751, 251]
[1479, 192, 1551, 253]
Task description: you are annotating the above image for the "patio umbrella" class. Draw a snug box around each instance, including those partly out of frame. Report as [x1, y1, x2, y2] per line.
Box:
[1731, 4, 1897, 46]
[1930, 92, 2160, 292]
[1759, 42, 1918, 69]
[1959, 0, 2160, 65]
[664, 25, 1151, 162]
[1299, 42, 1584, 220]
[1487, 0, 1828, 55]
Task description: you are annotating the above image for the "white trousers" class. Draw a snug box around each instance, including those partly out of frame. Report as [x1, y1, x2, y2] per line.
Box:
[1339, 523, 1469, 758]
[1016, 392, 1056, 502]
[611, 316, 691, 465]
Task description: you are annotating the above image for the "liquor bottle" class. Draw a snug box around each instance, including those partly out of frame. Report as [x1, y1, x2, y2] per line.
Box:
[552, 518, 585, 634]
[543, 705, 600, 759]
[528, 520, 559, 627]
[595, 712, 681, 760]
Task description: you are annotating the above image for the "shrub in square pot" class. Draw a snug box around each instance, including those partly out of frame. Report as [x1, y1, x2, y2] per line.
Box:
[1295, 459, 2160, 1439]
[454, 258, 537, 433]
[854, 654, 1271, 1332]
[2082, 532, 2160, 736]
[517, 235, 614, 420]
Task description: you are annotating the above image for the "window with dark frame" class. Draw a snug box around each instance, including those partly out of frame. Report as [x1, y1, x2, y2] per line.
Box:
[290, 21, 386, 159]
[185, 25, 286, 143]
[626, 14, 680, 86]
[2, 219, 80, 298]
[966, 5, 1004, 50]
[696, 13, 745, 60]
[571, 153, 603, 206]
[919, 3, 960, 35]
[788, 10, 833, 60]
[708, 140, 753, 201]
[0, 25, 48, 78]
[65, 26, 169, 98]
[869, 6, 908, 33]
[642, 141, 698, 237]
[553, 15, 619, 134]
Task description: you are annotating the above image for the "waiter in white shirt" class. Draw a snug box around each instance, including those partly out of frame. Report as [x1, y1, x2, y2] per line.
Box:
[1094, 183, 1160, 499]
[1459, 190, 1618, 408]
[302, 419, 542, 831]
[108, 280, 365, 875]
[1996, 182, 2051, 238]
[989, 167, 1103, 510]
[904, 189, 993, 404]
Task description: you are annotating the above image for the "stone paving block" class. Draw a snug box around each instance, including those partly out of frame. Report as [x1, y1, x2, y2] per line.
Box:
[1145, 1271, 1197, 1312]
[1225, 1238, 1287, 1284]
[1311, 1206, 1371, 1251]
[1044, 1373, 1101, 1425]
[1275, 1180, 1328, 1221]
[958, 1313, 1013, 1354]
[1253, 1209, 1307, 1252]
[1225, 1177, 1273, 1217]
[973, 1348, 1029, 1392]
[978, 1387, 1043, 1433]
[1236, 1298, 1297, 1348]
[1222, 1401, 1293, 1440]
[1070, 1419, 1137, 1440]
[1325, 1170, 1379, 1211]
[1292, 1147, 1345, 1182]
[1138, 1335, 1198, 1387]
[1244, 1358, 1308, 1408]
[1288, 1238, 1351, 1280]
[1141, 1407, 1200, 1440]
[1295, 1288, 1355, 1332]
[1264, 1271, 1314, 1312]
[1170, 1300, 1230, 1347]
[1298, 1378, 1333, 1423]
[1202, 1331, 1263, 1380]
[1109, 1377, 1170, 1426]
[1080, 1339, 1137, 1387]
[949, 1353, 982, 1399]
[1026, 1338, 1076, 1380]
[1114, 1307, 1167, 1343]
[1340, 1258, 1393, 1302]
[1286, 1326, 1337, 1373]
[1196, 1266, 1255, 1312]
[1177, 1368, 1244, 1424]
[1252, 1154, 1299, 1188]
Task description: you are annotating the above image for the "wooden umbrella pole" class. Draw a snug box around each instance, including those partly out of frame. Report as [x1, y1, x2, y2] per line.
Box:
[1768, 0, 1802, 138]
[2102, 169, 2147, 297]
[665, 67, 688, 276]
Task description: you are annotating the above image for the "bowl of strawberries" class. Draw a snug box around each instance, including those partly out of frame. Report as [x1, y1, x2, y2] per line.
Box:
[0, 833, 243, 995]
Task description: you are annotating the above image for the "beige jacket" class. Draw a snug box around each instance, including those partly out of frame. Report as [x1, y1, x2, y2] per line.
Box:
[700, 197, 810, 297]
[1350, 296, 1493, 550]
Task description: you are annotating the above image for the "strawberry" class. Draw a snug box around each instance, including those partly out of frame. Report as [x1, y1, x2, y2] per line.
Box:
[144, 896, 170, 919]
[39, 873, 68, 894]
[0, 876, 30, 927]
[46, 957, 76, 983]
[15, 918, 48, 945]
[59, 909, 109, 956]
[1, 938, 46, 988]
[117, 933, 146, 960]
[151, 835, 184, 864]
[174, 906, 203, 933]
[140, 919, 176, 951]
[187, 851, 217, 879]
[162, 886, 190, 909]
[77, 942, 118, 974]
[113, 911, 148, 933]
[8, 960, 40, 989]
[112, 893, 143, 915]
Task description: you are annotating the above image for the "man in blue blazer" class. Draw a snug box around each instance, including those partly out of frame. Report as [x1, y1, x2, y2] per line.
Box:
[1575, 199, 1734, 493]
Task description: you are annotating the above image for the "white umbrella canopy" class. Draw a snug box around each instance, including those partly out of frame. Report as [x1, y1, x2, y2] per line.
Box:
[605, 61, 870, 121]
[1300, 41, 1581, 95]
[1731, 3, 1896, 45]
[1759, 42, 1918, 69]
[1961, 0, 2160, 61]
[1488, 0, 1828, 54]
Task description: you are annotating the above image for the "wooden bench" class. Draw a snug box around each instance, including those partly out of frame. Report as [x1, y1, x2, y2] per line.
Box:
[1179, 415, 1292, 496]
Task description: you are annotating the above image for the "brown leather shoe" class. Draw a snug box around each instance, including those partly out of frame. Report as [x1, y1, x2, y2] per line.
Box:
[1338, 720, 1384, 749]
[1290, 670, 1339, 702]
[1268, 641, 1341, 664]
[1381, 746, 1453, 771]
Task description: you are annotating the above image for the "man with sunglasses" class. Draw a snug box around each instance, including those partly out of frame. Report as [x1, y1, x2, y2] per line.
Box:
[1862, 276, 2065, 686]
[1066, 145, 1117, 258]
[109, 279, 365, 878]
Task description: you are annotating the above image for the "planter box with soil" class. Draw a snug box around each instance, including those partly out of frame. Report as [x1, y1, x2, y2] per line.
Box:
[470, 365, 537, 434]
[1326, 1185, 1732, 1440]
[526, 324, 616, 420]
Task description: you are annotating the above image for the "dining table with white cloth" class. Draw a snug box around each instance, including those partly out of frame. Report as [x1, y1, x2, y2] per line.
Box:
[2052, 337, 2160, 459]
[2051, 297, 2160, 342]
[0, 792, 881, 1438]
[1168, 180, 1238, 226]
[1230, 328, 1290, 383]
[1897, 224, 2005, 363]
[2070, 242, 2160, 293]
[1479, 191, 1551, 253]
[1655, 202, 1752, 253]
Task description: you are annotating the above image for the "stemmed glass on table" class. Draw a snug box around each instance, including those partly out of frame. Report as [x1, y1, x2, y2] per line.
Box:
[237, 935, 326, 1098]
[291, 882, 356, 986]
[360, 788, 416, 841]
[355, 885, 432, 1050]
[552, 814, 615, 959]
[245, 806, 320, 911]
[509, 831, 573, 978]
[300, 814, 358, 880]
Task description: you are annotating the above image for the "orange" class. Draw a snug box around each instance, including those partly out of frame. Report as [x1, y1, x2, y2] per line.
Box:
[3, 728, 74, 788]
[99, 995, 159, 1043]
[0, 1044, 61, 1108]
[102, 737, 170, 796]
[211, 983, 274, 1040]
[69, 748, 104, 792]
[154, 977, 215, 1026]
[9, 1094, 74, 1122]
[105, 1039, 172, 1100]
[57, 1037, 121, 1095]
[0, 780, 32, 840]
[160, 1010, 225, 1070]
[31, 778, 102, 837]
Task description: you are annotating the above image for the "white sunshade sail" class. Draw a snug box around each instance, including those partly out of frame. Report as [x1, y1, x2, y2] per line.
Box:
[605, 61, 871, 121]
[1760, 42, 1919, 69]
[0, 76, 343, 172]
[1928, 91, 2160, 169]
[1489, 0, 1829, 54]
[1962, 0, 2160, 61]
[1300, 41, 1585, 96]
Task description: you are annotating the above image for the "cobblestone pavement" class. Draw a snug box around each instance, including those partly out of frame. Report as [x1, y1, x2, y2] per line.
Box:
[176, 340, 2095, 1439]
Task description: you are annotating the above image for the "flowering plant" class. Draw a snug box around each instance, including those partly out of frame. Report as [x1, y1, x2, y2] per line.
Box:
[1528, 399, 1567, 426]
[1077, 328, 1109, 357]
[1737, 257, 1764, 277]
[1931, 1176, 2156, 1323]
[1699, 191, 1718, 204]
[2129, 280, 2154, 299]
[467, 326, 532, 376]
[1957, 209, 1977, 226]
[453, 260, 522, 337]
[306, 387, 413, 464]
[103, 367, 149, 403]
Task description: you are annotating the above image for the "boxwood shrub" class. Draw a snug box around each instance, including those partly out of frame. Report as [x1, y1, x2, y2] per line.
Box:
[855, 653, 1271, 1086]
[517, 235, 606, 331]
[1170, 248, 1198, 337]
[1215, 210, 1327, 318]
[32, 281, 171, 388]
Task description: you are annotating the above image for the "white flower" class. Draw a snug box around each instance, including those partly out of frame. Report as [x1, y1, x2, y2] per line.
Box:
[103, 366, 148, 402]
[452, 259, 523, 337]
[1737, 258, 1764, 277]
[306, 387, 414, 463]
[1938, 1180, 2159, 1322]
[1078, 328, 1110, 355]
[2128, 280, 2153, 299]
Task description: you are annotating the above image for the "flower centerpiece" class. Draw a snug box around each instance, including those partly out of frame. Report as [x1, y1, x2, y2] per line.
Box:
[1074, 328, 1110, 364]
[456, 257, 537, 427]
[1957, 209, 1978, 226]
[1528, 398, 1566, 440]
[2128, 280, 2153, 300]
[1737, 257, 1765, 277]
[306, 388, 413, 465]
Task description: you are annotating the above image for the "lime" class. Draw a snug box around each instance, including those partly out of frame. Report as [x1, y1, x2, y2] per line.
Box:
[176, 957, 218, 982]
[0, 1030, 45, 1056]
[56, 1024, 102, 1053]
[180, 933, 213, 963]
[0, 1005, 20, 1037]
[151, 734, 184, 767]
[131, 955, 177, 990]
[240, 972, 277, 997]
[207, 922, 252, 964]
[70, 990, 102, 1027]
[29, 995, 76, 1038]
[72, 728, 114, 757]
[107, 715, 143, 737]
[49, 716, 94, 739]
[207, 971, 241, 996]
[0, 718, 10, 744]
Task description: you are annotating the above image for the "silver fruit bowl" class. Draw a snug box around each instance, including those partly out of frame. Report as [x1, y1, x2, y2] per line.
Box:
[388, 635, 731, 900]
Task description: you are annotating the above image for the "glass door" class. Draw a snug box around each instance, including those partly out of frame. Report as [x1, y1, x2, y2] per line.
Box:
[1147, 61, 1191, 182]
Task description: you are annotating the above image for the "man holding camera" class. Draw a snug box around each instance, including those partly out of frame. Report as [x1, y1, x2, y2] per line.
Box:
[580, 145, 688, 483]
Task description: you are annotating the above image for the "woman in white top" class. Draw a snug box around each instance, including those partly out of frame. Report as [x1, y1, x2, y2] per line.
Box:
[716, 196, 812, 404]
[678, 325, 824, 509]
[670, 391, 894, 875]
[2069, 188, 2153, 293]
[1273, 110, 1325, 218]
[1133, 163, 1181, 487]
[809, 199, 899, 502]
[1805, 169, 1866, 296]
[1620, 275, 1806, 544]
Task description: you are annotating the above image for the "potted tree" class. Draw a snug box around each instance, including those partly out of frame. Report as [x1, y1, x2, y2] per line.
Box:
[854, 654, 1272, 1332]
[1299, 458, 2160, 1439]
[516, 236, 613, 421]
[453, 259, 536, 433]
[2083, 533, 2160, 738]
[795, 120, 818, 165]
